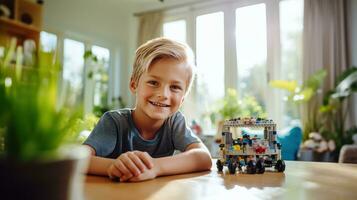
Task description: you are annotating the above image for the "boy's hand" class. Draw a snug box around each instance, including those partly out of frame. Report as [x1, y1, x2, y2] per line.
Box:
[107, 151, 155, 182]
[127, 160, 160, 182]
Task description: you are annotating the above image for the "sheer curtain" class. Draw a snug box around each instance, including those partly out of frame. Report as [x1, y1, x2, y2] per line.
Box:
[302, 0, 353, 135]
[137, 11, 164, 47]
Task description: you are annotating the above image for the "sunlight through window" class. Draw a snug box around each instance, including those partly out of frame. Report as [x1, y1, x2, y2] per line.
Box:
[280, 0, 304, 126]
[163, 20, 187, 43]
[40, 31, 57, 52]
[63, 38, 85, 106]
[196, 12, 225, 105]
[236, 4, 267, 112]
[91, 45, 110, 106]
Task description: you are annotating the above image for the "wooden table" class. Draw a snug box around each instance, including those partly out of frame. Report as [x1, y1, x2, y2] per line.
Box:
[84, 160, 357, 200]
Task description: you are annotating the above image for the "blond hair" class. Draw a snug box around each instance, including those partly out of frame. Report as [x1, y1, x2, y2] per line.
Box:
[131, 37, 196, 95]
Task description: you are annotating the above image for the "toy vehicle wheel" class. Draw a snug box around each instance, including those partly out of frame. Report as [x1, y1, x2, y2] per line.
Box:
[275, 160, 286, 172]
[246, 160, 256, 174]
[216, 160, 224, 172]
[256, 160, 265, 174]
[228, 162, 237, 174]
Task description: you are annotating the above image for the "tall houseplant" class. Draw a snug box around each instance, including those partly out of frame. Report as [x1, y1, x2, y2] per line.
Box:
[319, 67, 357, 151]
[0, 39, 90, 200]
[269, 69, 327, 140]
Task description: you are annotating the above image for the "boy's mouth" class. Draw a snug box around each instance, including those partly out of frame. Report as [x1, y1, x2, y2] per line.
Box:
[149, 100, 170, 107]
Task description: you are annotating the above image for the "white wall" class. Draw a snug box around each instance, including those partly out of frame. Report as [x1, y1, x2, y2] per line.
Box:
[43, 0, 135, 105]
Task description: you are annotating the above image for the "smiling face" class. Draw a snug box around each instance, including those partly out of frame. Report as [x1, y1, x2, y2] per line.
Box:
[130, 57, 190, 123]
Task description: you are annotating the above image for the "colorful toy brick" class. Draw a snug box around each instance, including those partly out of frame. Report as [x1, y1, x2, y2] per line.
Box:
[217, 117, 285, 174]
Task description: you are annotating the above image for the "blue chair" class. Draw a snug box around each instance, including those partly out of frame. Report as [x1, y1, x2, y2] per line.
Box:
[277, 126, 302, 160]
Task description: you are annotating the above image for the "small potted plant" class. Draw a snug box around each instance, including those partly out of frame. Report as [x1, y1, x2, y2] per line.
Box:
[0, 38, 90, 200]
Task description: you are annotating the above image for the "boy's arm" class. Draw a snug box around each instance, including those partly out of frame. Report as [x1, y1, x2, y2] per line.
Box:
[155, 142, 212, 177]
[85, 145, 115, 176]
[84, 143, 212, 181]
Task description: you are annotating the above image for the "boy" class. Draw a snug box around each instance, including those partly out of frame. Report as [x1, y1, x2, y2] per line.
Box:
[84, 37, 212, 182]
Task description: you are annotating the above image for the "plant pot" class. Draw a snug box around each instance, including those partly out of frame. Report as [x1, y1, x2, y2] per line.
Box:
[298, 149, 337, 162]
[0, 145, 90, 200]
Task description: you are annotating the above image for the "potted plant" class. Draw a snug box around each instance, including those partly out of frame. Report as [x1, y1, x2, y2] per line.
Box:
[319, 67, 357, 153]
[270, 68, 357, 161]
[0, 38, 90, 200]
[269, 69, 327, 141]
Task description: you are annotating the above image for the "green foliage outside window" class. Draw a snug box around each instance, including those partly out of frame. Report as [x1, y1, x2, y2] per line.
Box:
[84, 50, 126, 118]
[209, 88, 267, 125]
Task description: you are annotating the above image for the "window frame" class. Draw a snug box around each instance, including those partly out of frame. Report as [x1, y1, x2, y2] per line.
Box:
[162, 0, 302, 129]
[40, 30, 114, 116]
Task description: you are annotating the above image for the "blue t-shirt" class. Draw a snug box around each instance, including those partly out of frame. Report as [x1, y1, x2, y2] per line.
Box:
[83, 109, 200, 158]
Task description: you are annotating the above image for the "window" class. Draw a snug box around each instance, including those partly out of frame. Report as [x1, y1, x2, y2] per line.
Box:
[40, 32, 113, 115]
[63, 38, 85, 106]
[163, 20, 187, 43]
[40, 31, 57, 52]
[196, 12, 225, 110]
[235, 4, 267, 114]
[279, 0, 304, 127]
[91, 45, 110, 107]
[162, 0, 304, 130]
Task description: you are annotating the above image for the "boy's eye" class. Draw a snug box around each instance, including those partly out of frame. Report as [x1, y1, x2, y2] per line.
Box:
[170, 85, 183, 91]
[147, 80, 159, 86]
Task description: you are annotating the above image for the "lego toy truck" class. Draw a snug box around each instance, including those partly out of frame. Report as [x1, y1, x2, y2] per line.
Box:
[217, 117, 286, 174]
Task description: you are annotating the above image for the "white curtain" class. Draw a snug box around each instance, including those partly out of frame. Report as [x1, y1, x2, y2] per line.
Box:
[137, 11, 164, 47]
[302, 0, 353, 134]
[303, 0, 348, 90]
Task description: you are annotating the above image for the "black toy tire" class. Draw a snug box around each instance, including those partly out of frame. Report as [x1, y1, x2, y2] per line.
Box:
[256, 159, 265, 174]
[216, 160, 224, 172]
[275, 160, 286, 172]
[246, 160, 256, 174]
[228, 162, 237, 174]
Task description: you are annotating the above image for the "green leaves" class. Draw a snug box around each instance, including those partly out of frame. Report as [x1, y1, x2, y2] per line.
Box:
[331, 68, 357, 99]
[0, 38, 82, 162]
[210, 88, 267, 124]
[319, 67, 357, 150]
[269, 69, 326, 104]
[269, 80, 297, 93]
[304, 69, 327, 91]
[218, 88, 241, 119]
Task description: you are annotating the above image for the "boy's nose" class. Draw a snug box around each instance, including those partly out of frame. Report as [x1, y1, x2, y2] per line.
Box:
[157, 86, 169, 99]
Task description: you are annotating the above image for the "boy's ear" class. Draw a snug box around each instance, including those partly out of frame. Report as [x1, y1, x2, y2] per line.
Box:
[129, 78, 137, 93]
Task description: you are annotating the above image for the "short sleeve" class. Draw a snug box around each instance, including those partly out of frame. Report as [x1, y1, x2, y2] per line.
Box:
[83, 112, 118, 157]
[171, 112, 200, 152]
